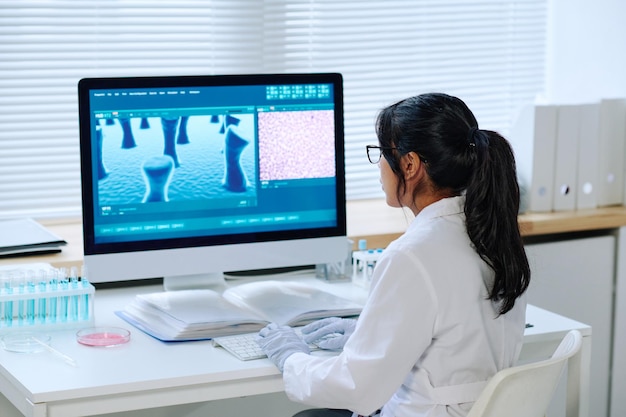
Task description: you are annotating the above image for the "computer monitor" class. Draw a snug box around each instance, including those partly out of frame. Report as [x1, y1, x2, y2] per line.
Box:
[78, 73, 347, 290]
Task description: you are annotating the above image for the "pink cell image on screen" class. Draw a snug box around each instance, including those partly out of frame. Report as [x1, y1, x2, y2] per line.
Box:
[258, 110, 335, 181]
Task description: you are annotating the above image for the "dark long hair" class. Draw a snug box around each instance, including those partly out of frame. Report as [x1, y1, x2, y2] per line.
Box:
[375, 93, 530, 315]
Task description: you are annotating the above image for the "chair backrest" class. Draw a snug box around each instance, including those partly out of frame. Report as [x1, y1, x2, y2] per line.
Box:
[467, 329, 582, 417]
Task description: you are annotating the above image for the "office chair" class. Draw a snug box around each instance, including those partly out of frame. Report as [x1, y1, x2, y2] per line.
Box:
[467, 329, 583, 417]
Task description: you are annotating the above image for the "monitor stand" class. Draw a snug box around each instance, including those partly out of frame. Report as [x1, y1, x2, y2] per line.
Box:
[163, 272, 227, 291]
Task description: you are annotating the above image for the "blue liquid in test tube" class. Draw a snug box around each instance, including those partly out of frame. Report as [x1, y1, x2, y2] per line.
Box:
[59, 268, 69, 322]
[3, 276, 13, 327]
[69, 267, 79, 321]
[14, 272, 25, 326]
[48, 269, 58, 323]
[0, 276, 3, 328]
[26, 270, 36, 325]
[80, 265, 90, 321]
[38, 269, 48, 324]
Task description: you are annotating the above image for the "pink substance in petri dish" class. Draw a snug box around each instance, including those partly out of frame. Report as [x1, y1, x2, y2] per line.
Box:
[76, 327, 131, 347]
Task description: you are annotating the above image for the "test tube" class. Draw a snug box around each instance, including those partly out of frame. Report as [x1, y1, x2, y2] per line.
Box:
[38, 269, 48, 324]
[80, 264, 90, 321]
[366, 250, 377, 278]
[13, 272, 26, 326]
[357, 239, 367, 274]
[0, 273, 3, 328]
[26, 270, 36, 325]
[48, 269, 59, 323]
[69, 266, 79, 321]
[3, 274, 14, 327]
[59, 267, 69, 322]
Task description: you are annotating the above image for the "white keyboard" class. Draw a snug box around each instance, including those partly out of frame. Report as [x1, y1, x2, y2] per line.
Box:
[213, 328, 325, 361]
[213, 332, 269, 360]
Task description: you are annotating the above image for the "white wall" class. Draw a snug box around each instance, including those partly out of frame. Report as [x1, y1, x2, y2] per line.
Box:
[547, 0, 626, 103]
[544, 5, 626, 416]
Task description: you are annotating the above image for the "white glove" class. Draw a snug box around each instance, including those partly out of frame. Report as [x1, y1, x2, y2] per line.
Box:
[256, 323, 310, 371]
[300, 317, 357, 350]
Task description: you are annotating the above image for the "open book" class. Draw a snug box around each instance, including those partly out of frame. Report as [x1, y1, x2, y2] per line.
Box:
[117, 280, 363, 341]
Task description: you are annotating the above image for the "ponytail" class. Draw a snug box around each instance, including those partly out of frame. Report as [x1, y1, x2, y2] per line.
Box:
[464, 129, 530, 315]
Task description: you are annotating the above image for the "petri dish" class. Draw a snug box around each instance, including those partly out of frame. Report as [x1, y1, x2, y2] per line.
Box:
[1, 332, 52, 353]
[76, 327, 131, 347]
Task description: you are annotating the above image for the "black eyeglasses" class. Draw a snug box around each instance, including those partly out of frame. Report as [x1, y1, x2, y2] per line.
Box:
[366, 145, 397, 164]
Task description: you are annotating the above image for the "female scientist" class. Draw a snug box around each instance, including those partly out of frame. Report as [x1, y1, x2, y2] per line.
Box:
[256, 92, 531, 417]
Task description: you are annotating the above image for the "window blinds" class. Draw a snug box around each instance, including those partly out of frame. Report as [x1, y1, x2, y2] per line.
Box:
[0, 0, 547, 219]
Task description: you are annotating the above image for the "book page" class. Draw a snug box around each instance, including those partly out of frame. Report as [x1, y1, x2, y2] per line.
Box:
[223, 280, 362, 326]
[134, 289, 267, 326]
[117, 303, 265, 341]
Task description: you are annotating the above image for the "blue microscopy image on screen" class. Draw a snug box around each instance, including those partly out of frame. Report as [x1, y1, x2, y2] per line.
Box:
[97, 114, 257, 206]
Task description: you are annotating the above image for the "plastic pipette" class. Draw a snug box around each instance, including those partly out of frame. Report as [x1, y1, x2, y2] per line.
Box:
[30, 336, 77, 367]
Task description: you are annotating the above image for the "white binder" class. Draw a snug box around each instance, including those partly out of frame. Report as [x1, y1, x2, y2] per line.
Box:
[510, 103, 558, 213]
[553, 105, 580, 211]
[597, 98, 626, 206]
[576, 103, 600, 210]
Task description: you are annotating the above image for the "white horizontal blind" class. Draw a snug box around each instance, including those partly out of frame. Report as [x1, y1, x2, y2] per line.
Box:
[263, 0, 548, 199]
[0, 1, 263, 219]
[0, 0, 547, 219]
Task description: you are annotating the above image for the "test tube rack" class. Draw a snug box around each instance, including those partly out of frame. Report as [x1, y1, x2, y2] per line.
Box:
[0, 277, 95, 333]
[351, 248, 384, 289]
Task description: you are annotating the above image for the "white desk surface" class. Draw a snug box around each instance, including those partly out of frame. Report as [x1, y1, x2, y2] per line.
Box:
[0, 275, 591, 417]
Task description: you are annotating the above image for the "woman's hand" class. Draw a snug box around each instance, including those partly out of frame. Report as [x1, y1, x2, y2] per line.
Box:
[256, 323, 310, 371]
[301, 317, 357, 350]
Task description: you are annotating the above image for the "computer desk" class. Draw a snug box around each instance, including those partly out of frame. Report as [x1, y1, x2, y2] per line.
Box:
[0, 275, 591, 417]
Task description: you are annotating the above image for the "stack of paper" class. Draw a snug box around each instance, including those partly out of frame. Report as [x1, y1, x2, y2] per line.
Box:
[0, 218, 67, 257]
[117, 280, 363, 341]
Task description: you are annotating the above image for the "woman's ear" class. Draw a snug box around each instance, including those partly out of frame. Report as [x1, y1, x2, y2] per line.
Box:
[402, 151, 425, 181]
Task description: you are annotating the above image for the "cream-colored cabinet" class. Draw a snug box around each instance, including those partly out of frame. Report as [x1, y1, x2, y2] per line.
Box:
[611, 227, 626, 417]
[525, 234, 614, 417]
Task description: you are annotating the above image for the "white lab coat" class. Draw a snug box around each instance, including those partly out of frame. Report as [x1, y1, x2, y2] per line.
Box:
[283, 196, 527, 417]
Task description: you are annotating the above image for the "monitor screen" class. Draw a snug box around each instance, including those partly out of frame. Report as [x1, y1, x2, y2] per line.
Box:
[78, 73, 347, 290]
